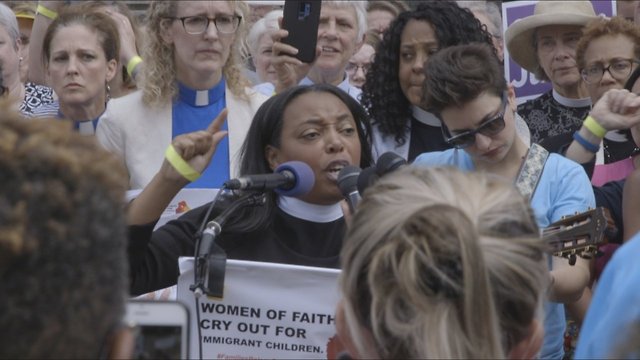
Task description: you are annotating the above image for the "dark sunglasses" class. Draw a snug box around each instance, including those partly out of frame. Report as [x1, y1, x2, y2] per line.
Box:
[441, 93, 508, 149]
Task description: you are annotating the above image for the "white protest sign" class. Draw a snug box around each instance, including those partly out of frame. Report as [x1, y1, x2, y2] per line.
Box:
[177, 258, 345, 359]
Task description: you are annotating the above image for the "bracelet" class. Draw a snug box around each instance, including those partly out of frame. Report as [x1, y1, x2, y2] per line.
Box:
[583, 115, 607, 138]
[573, 131, 600, 153]
[165, 144, 201, 182]
[126, 56, 143, 77]
[36, 4, 58, 20]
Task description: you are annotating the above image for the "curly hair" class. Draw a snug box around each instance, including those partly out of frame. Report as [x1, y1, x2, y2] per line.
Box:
[360, 1, 495, 146]
[0, 102, 129, 358]
[340, 166, 547, 358]
[142, 1, 251, 108]
[576, 16, 640, 71]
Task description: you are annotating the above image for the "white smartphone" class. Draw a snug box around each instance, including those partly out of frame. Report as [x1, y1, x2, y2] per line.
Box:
[125, 301, 189, 359]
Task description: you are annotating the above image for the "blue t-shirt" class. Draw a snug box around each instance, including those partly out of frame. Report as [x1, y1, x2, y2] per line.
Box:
[575, 232, 640, 359]
[413, 148, 595, 359]
[172, 81, 228, 189]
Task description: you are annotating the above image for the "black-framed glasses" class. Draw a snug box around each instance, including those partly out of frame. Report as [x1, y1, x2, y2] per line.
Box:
[581, 58, 639, 84]
[441, 93, 508, 149]
[170, 15, 242, 35]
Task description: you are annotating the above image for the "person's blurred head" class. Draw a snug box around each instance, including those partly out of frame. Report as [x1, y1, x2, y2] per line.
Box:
[0, 104, 130, 358]
[247, 9, 282, 84]
[311, 1, 367, 81]
[423, 43, 520, 167]
[361, 1, 495, 144]
[505, 1, 596, 97]
[143, 1, 249, 107]
[42, 8, 119, 112]
[346, 30, 379, 89]
[338, 166, 546, 359]
[0, 2, 23, 93]
[576, 16, 640, 103]
[366, 0, 408, 39]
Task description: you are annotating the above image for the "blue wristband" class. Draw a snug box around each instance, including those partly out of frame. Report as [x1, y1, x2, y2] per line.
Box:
[573, 131, 600, 153]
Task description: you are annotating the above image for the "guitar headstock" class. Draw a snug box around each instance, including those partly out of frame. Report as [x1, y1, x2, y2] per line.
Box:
[543, 207, 608, 263]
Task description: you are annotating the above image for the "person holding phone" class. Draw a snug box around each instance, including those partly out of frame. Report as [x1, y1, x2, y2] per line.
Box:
[255, 1, 366, 101]
[127, 84, 373, 296]
[97, 1, 268, 190]
[0, 106, 133, 359]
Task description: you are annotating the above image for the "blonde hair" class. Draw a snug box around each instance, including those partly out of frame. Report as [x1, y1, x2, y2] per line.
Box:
[340, 166, 548, 359]
[142, 1, 250, 108]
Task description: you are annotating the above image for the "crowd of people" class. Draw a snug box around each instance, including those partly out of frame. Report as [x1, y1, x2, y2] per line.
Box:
[1, 0, 640, 359]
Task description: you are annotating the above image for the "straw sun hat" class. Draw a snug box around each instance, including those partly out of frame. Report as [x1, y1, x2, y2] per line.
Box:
[505, 1, 597, 74]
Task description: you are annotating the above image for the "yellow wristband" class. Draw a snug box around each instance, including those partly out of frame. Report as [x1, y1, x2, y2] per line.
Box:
[126, 56, 143, 77]
[583, 115, 607, 138]
[165, 144, 201, 182]
[36, 4, 58, 20]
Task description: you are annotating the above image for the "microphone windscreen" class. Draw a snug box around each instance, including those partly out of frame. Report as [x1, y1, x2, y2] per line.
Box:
[337, 165, 361, 196]
[357, 166, 379, 195]
[274, 161, 315, 197]
[376, 152, 407, 176]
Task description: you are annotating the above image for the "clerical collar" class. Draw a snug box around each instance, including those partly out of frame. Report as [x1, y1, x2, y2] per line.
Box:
[552, 89, 591, 108]
[57, 107, 101, 135]
[178, 79, 225, 107]
[412, 106, 441, 126]
[277, 196, 343, 223]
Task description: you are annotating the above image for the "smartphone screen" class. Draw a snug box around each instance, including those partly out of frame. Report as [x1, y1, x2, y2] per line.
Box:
[126, 301, 189, 359]
[132, 325, 183, 359]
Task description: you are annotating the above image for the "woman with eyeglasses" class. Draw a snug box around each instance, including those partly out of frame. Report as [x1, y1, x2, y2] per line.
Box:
[97, 1, 268, 190]
[558, 16, 640, 186]
[413, 43, 596, 360]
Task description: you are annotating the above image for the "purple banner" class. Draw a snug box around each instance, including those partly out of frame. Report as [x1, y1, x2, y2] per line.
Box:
[502, 0, 616, 103]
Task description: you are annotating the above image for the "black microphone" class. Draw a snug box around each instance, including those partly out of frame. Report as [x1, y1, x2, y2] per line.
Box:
[357, 166, 379, 195]
[223, 161, 315, 197]
[337, 165, 361, 213]
[376, 151, 407, 176]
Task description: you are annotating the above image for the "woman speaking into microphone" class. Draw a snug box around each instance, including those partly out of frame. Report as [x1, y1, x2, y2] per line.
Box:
[126, 84, 373, 296]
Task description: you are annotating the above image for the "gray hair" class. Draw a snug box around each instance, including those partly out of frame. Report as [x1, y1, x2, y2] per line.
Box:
[323, 0, 367, 42]
[0, 2, 20, 48]
[247, 9, 282, 59]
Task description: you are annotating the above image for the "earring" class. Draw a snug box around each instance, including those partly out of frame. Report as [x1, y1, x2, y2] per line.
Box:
[105, 83, 111, 102]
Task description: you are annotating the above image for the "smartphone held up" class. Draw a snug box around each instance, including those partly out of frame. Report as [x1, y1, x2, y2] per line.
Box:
[281, 0, 321, 63]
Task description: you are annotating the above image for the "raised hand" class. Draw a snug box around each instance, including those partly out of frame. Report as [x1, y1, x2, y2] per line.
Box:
[590, 88, 640, 130]
[160, 109, 228, 184]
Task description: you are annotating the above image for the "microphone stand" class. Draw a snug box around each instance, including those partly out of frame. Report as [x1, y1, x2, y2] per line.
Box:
[190, 191, 266, 298]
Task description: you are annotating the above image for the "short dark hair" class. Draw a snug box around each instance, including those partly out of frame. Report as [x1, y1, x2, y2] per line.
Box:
[228, 84, 373, 233]
[0, 104, 129, 358]
[422, 43, 506, 113]
[360, 1, 496, 146]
